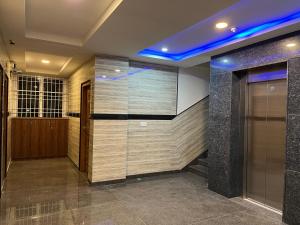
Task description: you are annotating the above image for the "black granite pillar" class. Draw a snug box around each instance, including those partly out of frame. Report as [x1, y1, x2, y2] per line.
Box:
[283, 57, 300, 225]
[208, 69, 243, 197]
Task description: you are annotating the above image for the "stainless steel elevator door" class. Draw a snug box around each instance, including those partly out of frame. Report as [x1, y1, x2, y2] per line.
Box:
[246, 79, 287, 211]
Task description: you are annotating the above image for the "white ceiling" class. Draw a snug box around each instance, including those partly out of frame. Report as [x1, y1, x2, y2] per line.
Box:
[25, 0, 115, 46]
[0, 0, 299, 77]
[25, 51, 71, 75]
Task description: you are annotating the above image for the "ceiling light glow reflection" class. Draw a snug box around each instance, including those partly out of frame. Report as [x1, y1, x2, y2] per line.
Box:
[286, 43, 297, 47]
[161, 47, 169, 52]
[41, 59, 50, 64]
[138, 11, 300, 62]
[216, 22, 228, 29]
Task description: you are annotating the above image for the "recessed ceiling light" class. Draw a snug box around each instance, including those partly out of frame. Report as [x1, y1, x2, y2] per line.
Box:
[216, 22, 228, 29]
[115, 69, 121, 73]
[230, 27, 237, 33]
[41, 59, 50, 64]
[161, 47, 168, 52]
[286, 43, 296, 48]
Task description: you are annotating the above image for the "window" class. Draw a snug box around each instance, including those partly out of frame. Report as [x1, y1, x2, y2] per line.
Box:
[12, 75, 66, 118]
[43, 78, 64, 117]
[17, 76, 40, 117]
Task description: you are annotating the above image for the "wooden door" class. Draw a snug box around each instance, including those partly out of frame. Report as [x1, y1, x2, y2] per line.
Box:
[11, 119, 31, 159]
[79, 81, 91, 173]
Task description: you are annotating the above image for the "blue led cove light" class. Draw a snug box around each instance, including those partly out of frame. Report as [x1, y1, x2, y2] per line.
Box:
[138, 11, 300, 61]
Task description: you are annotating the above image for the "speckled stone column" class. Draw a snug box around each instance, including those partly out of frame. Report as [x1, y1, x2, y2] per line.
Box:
[208, 32, 300, 224]
[283, 57, 300, 225]
[208, 68, 243, 197]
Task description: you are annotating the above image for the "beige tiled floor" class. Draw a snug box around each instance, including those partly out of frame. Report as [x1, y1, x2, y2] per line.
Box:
[0, 158, 285, 225]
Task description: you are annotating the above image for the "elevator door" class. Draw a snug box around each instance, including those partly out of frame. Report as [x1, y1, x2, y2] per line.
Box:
[246, 79, 286, 211]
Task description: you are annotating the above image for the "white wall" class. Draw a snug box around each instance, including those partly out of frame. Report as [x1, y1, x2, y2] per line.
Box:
[177, 64, 210, 114]
[0, 34, 9, 71]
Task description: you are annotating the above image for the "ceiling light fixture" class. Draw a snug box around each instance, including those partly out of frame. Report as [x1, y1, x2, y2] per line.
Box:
[230, 27, 237, 33]
[216, 22, 228, 29]
[115, 69, 121, 72]
[161, 47, 168, 52]
[286, 43, 297, 48]
[41, 59, 50, 64]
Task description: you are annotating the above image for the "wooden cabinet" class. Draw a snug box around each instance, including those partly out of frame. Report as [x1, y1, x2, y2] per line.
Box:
[11, 118, 68, 160]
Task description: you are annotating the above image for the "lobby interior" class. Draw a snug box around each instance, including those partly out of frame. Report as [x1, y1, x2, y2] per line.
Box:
[1, 1, 300, 225]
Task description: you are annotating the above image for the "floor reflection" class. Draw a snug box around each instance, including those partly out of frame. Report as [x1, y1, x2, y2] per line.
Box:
[0, 158, 285, 225]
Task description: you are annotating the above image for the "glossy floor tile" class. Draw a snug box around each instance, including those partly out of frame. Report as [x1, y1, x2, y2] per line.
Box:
[0, 158, 285, 225]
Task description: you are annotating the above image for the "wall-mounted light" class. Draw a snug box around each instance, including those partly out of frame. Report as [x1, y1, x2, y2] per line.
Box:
[161, 47, 169, 52]
[216, 22, 228, 29]
[41, 59, 50, 64]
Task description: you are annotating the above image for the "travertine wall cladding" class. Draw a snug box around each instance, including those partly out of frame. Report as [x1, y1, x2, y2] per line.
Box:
[92, 120, 128, 182]
[68, 56, 209, 185]
[127, 120, 177, 176]
[126, 98, 209, 177]
[68, 59, 95, 167]
[68, 117, 80, 166]
[175, 98, 209, 169]
[94, 58, 129, 114]
[128, 66, 177, 115]
[68, 59, 95, 113]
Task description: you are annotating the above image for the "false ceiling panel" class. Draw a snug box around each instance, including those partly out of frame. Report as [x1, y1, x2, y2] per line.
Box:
[25, 0, 116, 46]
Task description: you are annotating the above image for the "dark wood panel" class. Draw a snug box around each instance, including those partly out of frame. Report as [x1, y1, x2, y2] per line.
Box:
[12, 118, 68, 160]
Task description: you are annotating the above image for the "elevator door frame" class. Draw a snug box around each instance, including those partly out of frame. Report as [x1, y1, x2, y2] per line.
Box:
[243, 76, 287, 212]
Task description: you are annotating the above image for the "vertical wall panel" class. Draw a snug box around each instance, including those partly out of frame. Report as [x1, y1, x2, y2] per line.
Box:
[175, 97, 209, 168]
[128, 65, 177, 115]
[68, 59, 95, 168]
[92, 120, 127, 182]
[68, 117, 80, 166]
[94, 58, 129, 114]
[127, 120, 177, 176]
[126, 99, 209, 176]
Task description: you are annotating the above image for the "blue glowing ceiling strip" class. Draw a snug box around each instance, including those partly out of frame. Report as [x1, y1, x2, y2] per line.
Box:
[138, 11, 300, 61]
[248, 69, 287, 83]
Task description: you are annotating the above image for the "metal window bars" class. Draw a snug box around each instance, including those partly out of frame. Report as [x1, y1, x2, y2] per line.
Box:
[10, 74, 67, 118]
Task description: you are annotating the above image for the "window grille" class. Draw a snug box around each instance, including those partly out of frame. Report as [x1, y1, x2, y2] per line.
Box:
[11, 74, 67, 118]
[17, 76, 40, 117]
[43, 78, 64, 118]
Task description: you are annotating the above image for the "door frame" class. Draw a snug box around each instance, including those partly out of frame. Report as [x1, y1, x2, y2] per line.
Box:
[0, 66, 3, 193]
[79, 80, 91, 173]
[2, 73, 8, 178]
[0, 66, 9, 195]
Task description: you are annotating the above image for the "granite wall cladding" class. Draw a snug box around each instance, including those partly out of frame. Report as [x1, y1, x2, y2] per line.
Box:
[209, 31, 300, 224]
[284, 57, 300, 225]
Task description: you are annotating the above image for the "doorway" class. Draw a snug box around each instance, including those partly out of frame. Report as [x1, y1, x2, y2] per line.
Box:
[0, 67, 9, 193]
[79, 81, 91, 173]
[245, 67, 287, 211]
